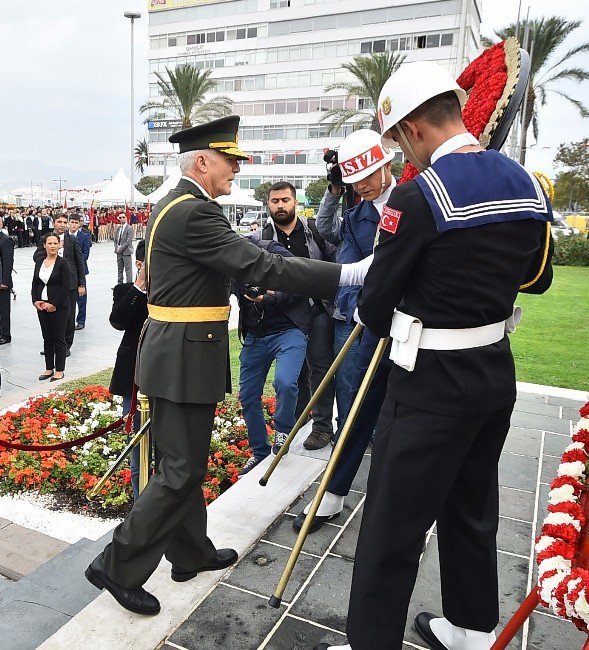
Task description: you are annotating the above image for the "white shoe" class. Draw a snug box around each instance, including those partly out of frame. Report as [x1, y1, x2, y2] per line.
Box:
[303, 491, 344, 517]
[430, 617, 496, 650]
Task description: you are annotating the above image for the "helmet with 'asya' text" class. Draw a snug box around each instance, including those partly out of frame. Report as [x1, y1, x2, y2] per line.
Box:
[378, 61, 467, 148]
[337, 129, 394, 184]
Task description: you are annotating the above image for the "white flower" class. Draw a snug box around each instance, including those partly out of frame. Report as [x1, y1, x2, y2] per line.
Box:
[574, 418, 589, 433]
[544, 512, 582, 532]
[557, 461, 586, 480]
[548, 484, 577, 504]
[539, 555, 571, 577]
[78, 424, 88, 434]
[565, 578, 583, 619]
[575, 589, 589, 624]
[82, 441, 92, 451]
[565, 442, 586, 453]
[535, 536, 558, 554]
[102, 446, 111, 456]
[540, 573, 565, 611]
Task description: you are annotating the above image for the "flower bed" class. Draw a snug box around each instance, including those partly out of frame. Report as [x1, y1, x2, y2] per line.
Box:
[0, 386, 274, 516]
[536, 401, 589, 632]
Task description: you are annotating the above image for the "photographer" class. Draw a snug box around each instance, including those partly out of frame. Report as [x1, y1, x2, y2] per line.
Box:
[234, 237, 314, 476]
[316, 130, 396, 429]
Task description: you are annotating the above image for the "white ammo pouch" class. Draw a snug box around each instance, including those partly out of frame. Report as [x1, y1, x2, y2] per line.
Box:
[389, 306, 522, 372]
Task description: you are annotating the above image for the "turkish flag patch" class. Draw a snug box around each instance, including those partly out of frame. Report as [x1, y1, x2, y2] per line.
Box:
[380, 206, 403, 234]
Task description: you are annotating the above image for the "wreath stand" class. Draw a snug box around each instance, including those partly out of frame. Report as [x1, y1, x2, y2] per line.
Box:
[492, 441, 589, 649]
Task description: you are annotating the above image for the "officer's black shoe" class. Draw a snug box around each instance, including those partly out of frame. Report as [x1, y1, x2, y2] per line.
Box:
[171, 548, 238, 582]
[313, 644, 330, 650]
[0, 337, 11, 345]
[292, 510, 341, 534]
[85, 554, 160, 615]
[66, 349, 71, 357]
[414, 612, 449, 650]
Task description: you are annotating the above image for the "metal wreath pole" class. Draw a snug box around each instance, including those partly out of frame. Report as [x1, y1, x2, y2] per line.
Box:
[269, 336, 389, 607]
[259, 322, 364, 487]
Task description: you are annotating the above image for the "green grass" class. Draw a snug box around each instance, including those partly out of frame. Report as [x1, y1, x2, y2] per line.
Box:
[59, 267, 589, 396]
[510, 266, 589, 391]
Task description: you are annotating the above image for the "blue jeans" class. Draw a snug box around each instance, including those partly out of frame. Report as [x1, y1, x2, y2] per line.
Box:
[239, 329, 307, 460]
[334, 319, 360, 433]
[122, 394, 141, 501]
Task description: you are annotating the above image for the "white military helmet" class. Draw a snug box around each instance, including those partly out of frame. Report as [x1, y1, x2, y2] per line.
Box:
[337, 129, 394, 184]
[378, 61, 467, 148]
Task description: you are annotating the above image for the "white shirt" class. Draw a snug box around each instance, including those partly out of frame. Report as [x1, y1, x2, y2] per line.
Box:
[39, 262, 54, 301]
[372, 181, 396, 217]
[58, 233, 64, 257]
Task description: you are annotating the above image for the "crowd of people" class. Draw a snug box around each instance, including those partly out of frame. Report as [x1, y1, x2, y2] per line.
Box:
[0, 205, 148, 248]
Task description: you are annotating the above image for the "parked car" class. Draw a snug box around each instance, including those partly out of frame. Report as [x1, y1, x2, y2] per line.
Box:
[240, 211, 266, 228]
[551, 212, 580, 238]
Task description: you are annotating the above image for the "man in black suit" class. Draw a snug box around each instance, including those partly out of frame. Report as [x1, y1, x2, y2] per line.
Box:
[33, 214, 85, 354]
[0, 214, 14, 345]
[85, 115, 368, 616]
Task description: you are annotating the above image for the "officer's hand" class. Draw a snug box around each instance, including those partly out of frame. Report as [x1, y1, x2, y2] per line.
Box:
[353, 307, 365, 326]
[78, 286, 86, 297]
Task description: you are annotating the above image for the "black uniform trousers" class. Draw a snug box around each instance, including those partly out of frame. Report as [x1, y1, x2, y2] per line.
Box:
[38, 307, 68, 372]
[346, 391, 513, 650]
[103, 397, 217, 588]
[0, 288, 10, 339]
[65, 289, 77, 349]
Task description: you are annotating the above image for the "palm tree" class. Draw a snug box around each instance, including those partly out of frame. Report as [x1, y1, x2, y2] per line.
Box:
[134, 138, 149, 174]
[489, 17, 589, 164]
[139, 64, 232, 129]
[319, 51, 406, 133]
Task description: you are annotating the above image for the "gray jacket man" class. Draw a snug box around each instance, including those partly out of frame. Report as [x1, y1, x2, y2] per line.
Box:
[114, 214, 134, 284]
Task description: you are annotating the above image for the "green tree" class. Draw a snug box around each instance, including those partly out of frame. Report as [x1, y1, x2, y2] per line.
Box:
[319, 51, 406, 133]
[135, 175, 164, 196]
[489, 17, 589, 165]
[253, 182, 274, 206]
[390, 160, 405, 178]
[139, 64, 232, 129]
[305, 179, 329, 205]
[134, 138, 149, 174]
[553, 140, 589, 211]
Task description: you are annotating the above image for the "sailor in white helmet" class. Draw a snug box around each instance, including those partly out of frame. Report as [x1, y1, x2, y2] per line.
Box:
[292, 130, 396, 535]
[313, 61, 553, 650]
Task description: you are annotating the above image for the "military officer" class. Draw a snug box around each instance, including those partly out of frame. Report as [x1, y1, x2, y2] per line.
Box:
[86, 115, 369, 615]
[314, 62, 554, 650]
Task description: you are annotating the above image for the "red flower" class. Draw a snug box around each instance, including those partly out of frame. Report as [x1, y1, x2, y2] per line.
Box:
[579, 402, 589, 418]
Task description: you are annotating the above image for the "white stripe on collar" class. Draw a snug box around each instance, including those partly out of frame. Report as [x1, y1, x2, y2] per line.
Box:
[430, 132, 480, 165]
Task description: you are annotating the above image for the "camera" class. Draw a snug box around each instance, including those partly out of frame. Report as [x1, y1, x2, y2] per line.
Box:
[324, 149, 344, 186]
[244, 284, 263, 299]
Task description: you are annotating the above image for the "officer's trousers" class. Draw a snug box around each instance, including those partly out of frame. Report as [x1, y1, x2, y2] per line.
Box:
[346, 395, 513, 650]
[103, 397, 217, 588]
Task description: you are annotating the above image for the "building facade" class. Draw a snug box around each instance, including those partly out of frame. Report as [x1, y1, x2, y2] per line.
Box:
[145, 0, 482, 196]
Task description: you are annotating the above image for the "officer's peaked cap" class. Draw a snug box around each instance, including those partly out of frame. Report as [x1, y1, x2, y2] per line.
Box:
[169, 115, 249, 160]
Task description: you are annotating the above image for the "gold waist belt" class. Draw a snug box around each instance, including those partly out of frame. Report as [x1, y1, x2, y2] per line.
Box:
[148, 304, 230, 322]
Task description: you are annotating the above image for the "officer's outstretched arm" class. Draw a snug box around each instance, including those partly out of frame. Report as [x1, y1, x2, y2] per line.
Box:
[519, 222, 554, 295]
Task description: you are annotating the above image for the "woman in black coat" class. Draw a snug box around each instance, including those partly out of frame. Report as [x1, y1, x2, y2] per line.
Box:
[32, 234, 71, 381]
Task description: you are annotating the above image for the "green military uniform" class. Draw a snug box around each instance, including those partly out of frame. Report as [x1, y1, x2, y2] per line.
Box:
[102, 117, 341, 588]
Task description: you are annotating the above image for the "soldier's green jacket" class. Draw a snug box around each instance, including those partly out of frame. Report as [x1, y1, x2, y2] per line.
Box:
[136, 178, 341, 404]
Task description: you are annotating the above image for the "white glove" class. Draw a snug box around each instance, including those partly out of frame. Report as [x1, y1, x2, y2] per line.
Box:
[352, 307, 365, 326]
[338, 254, 373, 286]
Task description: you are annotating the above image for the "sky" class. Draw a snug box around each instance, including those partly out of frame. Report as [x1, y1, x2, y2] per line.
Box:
[0, 0, 587, 185]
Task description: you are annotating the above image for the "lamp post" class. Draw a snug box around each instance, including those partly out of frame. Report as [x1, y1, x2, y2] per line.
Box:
[124, 10, 141, 209]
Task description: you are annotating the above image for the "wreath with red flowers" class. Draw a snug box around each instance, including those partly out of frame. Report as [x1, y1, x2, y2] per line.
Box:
[398, 37, 522, 184]
[535, 401, 589, 632]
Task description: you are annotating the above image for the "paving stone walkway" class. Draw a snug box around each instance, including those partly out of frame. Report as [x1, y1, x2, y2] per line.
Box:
[164, 390, 588, 650]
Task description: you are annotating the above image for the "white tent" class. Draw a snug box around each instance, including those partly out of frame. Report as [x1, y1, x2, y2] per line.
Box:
[147, 174, 262, 207]
[146, 168, 181, 203]
[217, 183, 262, 207]
[94, 168, 147, 204]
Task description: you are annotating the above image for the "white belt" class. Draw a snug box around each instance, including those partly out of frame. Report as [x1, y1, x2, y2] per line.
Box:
[389, 307, 521, 372]
[419, 321, 505, 350]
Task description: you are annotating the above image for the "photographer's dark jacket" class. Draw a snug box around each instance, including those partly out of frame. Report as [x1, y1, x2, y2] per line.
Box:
[109, 283, 149, 397]
[233, 239, 314, 338]
[261, 216, 336, 316]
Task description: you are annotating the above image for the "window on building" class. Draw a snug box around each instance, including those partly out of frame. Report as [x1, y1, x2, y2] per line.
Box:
[426, 34, 440, 48]
[237, 28, 247, 39]
[373, 39, 385, 52]
[247, 27, 257, 38]
[361, 42, 371, 54]
[168, 36, 177, 47]
[441, 32, 454, 46]
[416, 35, 427, 49]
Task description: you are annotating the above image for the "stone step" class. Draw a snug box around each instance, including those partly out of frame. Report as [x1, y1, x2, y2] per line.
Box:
[0, 533, 112, 650]
[0, 518, 69, 581]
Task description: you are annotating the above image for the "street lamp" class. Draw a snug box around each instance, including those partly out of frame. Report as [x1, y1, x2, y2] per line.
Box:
[124, 10, 141, 209]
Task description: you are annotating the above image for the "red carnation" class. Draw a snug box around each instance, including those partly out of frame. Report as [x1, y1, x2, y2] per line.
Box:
[573, 429, 589, 445]
[542, 523, 581, 545]
[550, 475, 584, 494]
[579, 402, 589, 418]
[562, 449, 588, 464]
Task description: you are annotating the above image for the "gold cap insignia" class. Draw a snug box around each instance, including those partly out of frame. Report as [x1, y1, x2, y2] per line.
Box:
[382, 97, 391, 115]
